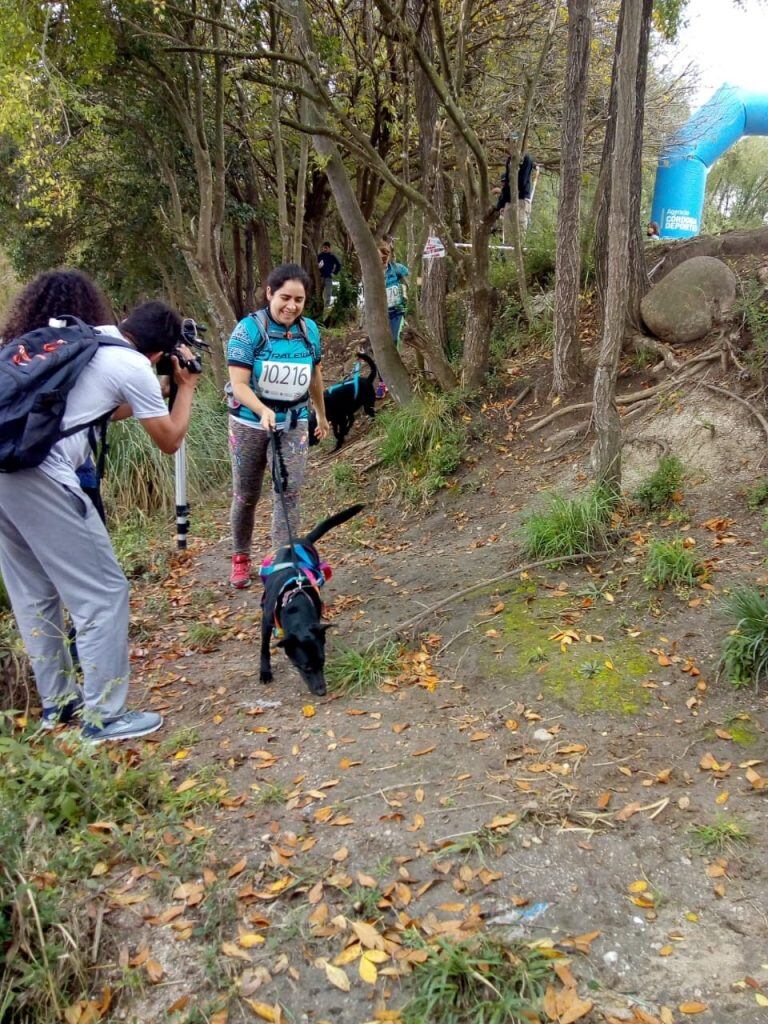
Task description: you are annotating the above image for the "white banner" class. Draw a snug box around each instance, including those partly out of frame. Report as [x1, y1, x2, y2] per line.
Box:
[423, 235, 446, 259]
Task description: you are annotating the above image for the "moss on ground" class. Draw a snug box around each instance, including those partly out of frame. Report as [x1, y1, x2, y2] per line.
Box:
[480, 584, 654, 714]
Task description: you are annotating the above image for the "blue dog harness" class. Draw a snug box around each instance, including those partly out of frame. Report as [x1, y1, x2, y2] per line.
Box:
[260, 543, 332, 639]
[326, 361, 362, 402]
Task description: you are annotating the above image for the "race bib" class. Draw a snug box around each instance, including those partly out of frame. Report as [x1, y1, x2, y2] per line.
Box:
[386, 283, 402, 307]
[257, 360, 311, 402]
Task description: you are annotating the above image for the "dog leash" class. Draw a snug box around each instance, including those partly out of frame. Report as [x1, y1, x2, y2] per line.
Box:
[270, 427, 301, 573]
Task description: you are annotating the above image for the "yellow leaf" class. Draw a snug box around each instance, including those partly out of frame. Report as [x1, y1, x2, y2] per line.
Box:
[659, 945, 674, 956]
[679, 1002, 708, 1014]
[685, 912, 699, 922]
[221, 941, 252, 961]
[363, 949, 389, 963]
[323, 960, 351, 991]
[175, 777, 198, 794]
[756, 993, 768, 1007]
[244, 1000, 280, 1022]
[628, 880, 648, 893]
[91, 862, 109, 877]
[238, 933, 265, 948]
[333, 943, 362, 965]
[302, 705, 315, 717]
[715, 790, 729, 804]
[359, 955, 378, 984]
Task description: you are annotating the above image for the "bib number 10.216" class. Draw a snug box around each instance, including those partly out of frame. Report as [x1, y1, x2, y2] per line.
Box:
[258, 360, 311, 401]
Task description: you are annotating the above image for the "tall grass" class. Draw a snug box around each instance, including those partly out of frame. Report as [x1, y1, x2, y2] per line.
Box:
[377, 391, 467, 504]
[634, 455, 685, 513]
[521, 486, 616, 560]
[721, 586, 768, 688]
[103, 377, 229, 518]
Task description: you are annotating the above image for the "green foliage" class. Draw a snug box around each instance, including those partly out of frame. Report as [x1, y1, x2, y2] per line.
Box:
[326, 640, 401, 696]
[401, 934, 555, 1024]
[731, 279, 768, 381]
[746, 478, 768, 511]
[703, 138, 768, 233]
[104, 379, 229, 520]
[643, 539, 705, 590]
[377, 392, 467, 504]
[521, 487, 615, 560]
[438, 827, 510, 865]
[633, 455, 685, 513]
[689, 818, 751, 855]
[0, 722, 221, 1020]
[720, 586, 768, 688]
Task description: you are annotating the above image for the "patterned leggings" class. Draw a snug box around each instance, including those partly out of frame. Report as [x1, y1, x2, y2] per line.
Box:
[228, 417, 309, 554]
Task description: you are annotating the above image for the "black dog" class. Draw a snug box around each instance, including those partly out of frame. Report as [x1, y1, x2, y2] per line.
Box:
[309, 352, 377, 451]
[259, 503, 364, 696]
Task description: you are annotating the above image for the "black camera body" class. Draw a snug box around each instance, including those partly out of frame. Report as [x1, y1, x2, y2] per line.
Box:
[157, 317, 209, 378]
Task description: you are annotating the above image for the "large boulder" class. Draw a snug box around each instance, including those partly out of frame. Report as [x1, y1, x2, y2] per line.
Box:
[640, 255, 737, 344]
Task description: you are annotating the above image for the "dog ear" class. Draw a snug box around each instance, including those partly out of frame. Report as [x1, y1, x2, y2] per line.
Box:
[312, 624, 331, 639]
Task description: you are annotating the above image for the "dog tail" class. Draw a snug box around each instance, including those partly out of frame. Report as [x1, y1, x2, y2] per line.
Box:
[356, 350, 377, 379]
[306, 503, 365, 543]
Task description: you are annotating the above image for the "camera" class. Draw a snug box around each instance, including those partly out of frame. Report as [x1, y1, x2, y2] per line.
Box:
[157, 317, 209, 377]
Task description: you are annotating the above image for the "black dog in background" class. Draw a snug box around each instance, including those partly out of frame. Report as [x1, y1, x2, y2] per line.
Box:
[259, 503, 364, 696]
[309, 351, 377, 451]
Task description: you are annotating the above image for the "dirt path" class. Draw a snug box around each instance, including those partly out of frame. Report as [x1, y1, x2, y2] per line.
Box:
[113, 380, 768, 1024]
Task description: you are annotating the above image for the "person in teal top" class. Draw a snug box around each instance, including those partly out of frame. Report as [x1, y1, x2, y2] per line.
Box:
[227, 263, 329, 589]
[379, 240, 409, 346]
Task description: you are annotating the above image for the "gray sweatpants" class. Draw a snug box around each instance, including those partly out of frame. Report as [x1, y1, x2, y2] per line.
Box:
[0, 468, 129, 720]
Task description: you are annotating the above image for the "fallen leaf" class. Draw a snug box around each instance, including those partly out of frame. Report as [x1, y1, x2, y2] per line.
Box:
[679, 1003, 708, 1014]
[302, 705, 315, 718]
[243, 1000, 281, 1022]
[323, 960, 351, 991]
[227, 858, 247, 879]
[145, 959, 164, 983]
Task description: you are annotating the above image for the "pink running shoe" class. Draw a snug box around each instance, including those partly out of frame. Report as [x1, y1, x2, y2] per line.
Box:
[229, 553, 251, 589]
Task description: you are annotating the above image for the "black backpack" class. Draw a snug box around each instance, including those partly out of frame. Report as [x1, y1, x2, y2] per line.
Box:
[0, 315, 129, 472]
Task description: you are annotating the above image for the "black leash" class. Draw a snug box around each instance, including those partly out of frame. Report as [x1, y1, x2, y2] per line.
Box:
[270, 428, 300, 572]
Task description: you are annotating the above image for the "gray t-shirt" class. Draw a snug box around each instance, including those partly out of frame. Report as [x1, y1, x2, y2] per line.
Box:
[40, 326, 168, 488]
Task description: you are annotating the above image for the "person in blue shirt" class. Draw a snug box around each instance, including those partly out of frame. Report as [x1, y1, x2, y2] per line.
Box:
[379, 241, 409, 346]
[227, 264, 330, 589]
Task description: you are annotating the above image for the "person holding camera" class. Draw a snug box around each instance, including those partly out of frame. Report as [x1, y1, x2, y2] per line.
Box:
[0, 271, 200, 740]
[227, 263, 329, 589]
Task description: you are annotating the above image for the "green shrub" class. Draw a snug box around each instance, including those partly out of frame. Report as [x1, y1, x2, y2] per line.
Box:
[721, 586, 768, 688]
[689, 818, 751, 855]
[521, 486, 615, 560]
[377, 392, 467, 504]
[633, 455, 685, 513]
[326, 640, 401, 696]
[0, 724, 221, 1020]
[746, 477, 768, 510]
[401, 934, 555, 1024]
[643, 538, 705, 590]
[732, 278, 768, 380]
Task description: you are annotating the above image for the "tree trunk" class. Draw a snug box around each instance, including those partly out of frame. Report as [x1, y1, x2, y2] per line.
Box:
[292, 95, 310, 265]
[592, 0, 644, 488]
[272, 92, 291, 263]
[462, 216, 496, 389]
[289, 0, 414, 405]
[412, 0, 449, 360]
[593, 0, 652, 328]
[552, 0, 592, 396]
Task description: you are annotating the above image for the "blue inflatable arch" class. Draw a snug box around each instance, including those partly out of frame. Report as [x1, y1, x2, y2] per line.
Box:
[651, 83, 768, 239]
